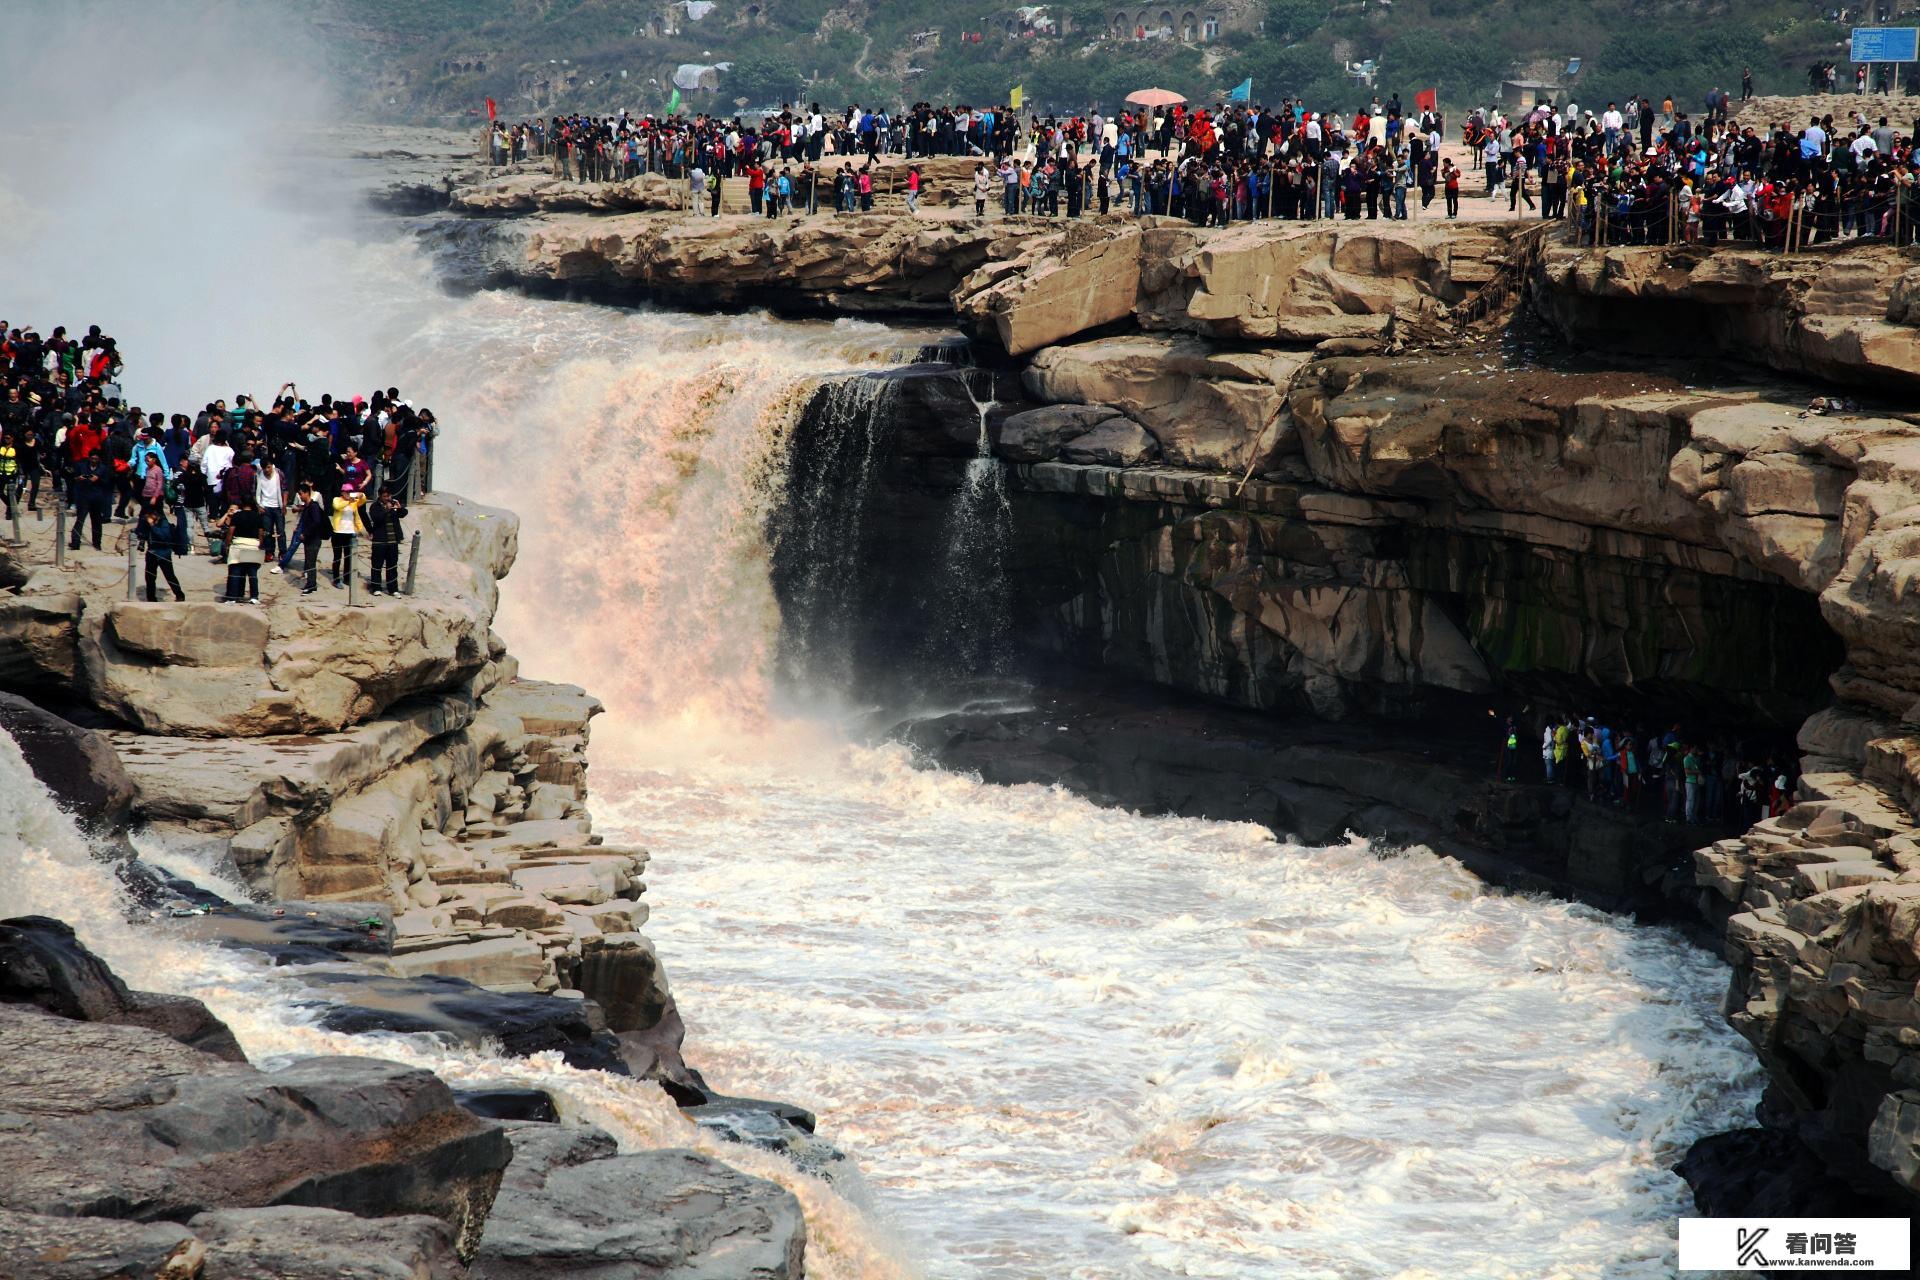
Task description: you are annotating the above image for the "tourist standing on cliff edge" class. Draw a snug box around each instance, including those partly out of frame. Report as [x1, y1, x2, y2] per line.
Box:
[137, 502, 188, 603]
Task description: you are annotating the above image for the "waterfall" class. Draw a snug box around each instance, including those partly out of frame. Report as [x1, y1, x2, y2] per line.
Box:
[769, 374, 900, 702]
[913, 372, 1015, 684]
[385, 292, 921, 758]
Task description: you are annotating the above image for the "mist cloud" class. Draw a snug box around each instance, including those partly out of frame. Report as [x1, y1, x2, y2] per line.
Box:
[0, 0, 377, 411]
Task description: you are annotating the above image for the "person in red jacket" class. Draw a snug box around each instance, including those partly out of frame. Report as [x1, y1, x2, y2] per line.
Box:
[65, 416, 103, 463]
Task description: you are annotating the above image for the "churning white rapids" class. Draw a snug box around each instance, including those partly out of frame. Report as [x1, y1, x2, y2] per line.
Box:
[6, 239, 1762, 1280]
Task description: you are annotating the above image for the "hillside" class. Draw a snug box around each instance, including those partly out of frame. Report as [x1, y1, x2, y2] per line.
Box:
[316, 0, 1914, 122]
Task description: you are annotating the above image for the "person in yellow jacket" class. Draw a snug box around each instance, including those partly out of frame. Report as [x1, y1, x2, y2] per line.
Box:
[0, 429, 20, 520]
[329, 483, 368, 590]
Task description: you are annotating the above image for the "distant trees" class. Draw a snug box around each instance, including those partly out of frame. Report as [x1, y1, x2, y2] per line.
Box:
[729, 51, 802, 104]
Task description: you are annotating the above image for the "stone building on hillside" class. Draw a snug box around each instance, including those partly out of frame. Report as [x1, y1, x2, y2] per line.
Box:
[1500, 55, 1582, 112]
[1105, 0, 1259, 42]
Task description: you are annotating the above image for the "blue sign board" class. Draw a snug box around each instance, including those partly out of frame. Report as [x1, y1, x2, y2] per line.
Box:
[1851, 27, 1919, 62]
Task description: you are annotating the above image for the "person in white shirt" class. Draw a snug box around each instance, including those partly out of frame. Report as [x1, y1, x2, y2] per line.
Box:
[202, 432, 235, 513]
[255, 459, 287, 568]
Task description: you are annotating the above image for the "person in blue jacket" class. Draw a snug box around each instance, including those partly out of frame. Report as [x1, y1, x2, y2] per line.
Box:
[136, 501, 188, 602]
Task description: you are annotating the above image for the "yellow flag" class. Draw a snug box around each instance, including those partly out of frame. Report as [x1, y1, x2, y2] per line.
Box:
[1010, 85, 1023, 110]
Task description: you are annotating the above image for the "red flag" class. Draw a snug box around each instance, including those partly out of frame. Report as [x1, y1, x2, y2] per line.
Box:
[1414, 88, 1438, 113]
[485, 97, 498, 121]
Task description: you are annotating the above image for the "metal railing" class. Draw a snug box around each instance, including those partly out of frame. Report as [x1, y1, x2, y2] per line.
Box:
[1566, 188, 1917, 254]
[14, 432, 439, 607]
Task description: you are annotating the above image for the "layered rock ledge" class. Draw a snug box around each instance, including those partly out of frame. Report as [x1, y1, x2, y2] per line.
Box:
[1, 470, 821, 1273]
[445, 204, 1537, 347]
[0, 918, 806, 1279]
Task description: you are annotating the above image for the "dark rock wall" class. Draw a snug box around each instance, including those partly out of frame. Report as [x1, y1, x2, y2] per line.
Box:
[777, 365, 1841, 734]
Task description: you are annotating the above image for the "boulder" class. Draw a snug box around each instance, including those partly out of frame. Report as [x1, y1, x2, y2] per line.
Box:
[1023, 336, 1301, 470]
[299, 970, 628, 1075]
[1057, 418, 1159, 467]
[0, 916, 245, 1061]
[990, 405, 1121, 463]
[955, 222, 1146, 354]
[573, 932, 671, 1034]
[0, 694, 135, 836]
[0, 1208, 204, 1280]
[471, 1124, 805, 1280]
[949, 218, 1529, 353]
[189, 1206, 467, 1280]
[0, 593, 81, 687]
[0, 1005, 509, 1260]
[614, 995, 699, 1101]
[686, 1099, 846, 1182]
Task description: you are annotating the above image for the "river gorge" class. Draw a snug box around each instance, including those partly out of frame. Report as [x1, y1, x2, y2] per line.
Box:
[3, 118, 1919, 1278]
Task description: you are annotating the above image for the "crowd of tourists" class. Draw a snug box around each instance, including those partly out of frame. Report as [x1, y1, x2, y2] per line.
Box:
[1497, 713, 1797, 828]
[488, 88, 1916, 245]
[496, 97, 1459, 225]
[1462, 94, 1919, 247]
[0, 323, 433, 605]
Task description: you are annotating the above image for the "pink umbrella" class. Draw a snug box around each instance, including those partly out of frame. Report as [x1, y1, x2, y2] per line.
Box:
[1126, 87, 1187, 107]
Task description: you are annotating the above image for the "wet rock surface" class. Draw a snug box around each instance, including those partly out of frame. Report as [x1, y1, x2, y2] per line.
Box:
[1, 916, 244, 1061]
[300, 969, 629, 1075]
[1676, 1126, 1911, 1218]
[0, 694, 135, 836]
[0, 1003, 508, 1255]
[471, 1122, 807, 1280]
[454, 1086, 560, 1124]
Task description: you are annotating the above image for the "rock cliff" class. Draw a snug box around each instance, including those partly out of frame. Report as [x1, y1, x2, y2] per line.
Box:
[747, 221, 1920, 1207]
[0, 479, 816, 1273]
[1532, 242, 1920, 392]
[450, 203, 1538, 345]
[390, 180, 1920, 1212]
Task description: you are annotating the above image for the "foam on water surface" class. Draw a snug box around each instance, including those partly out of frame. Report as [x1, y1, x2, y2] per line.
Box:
[594, 743, 1758, 1279]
